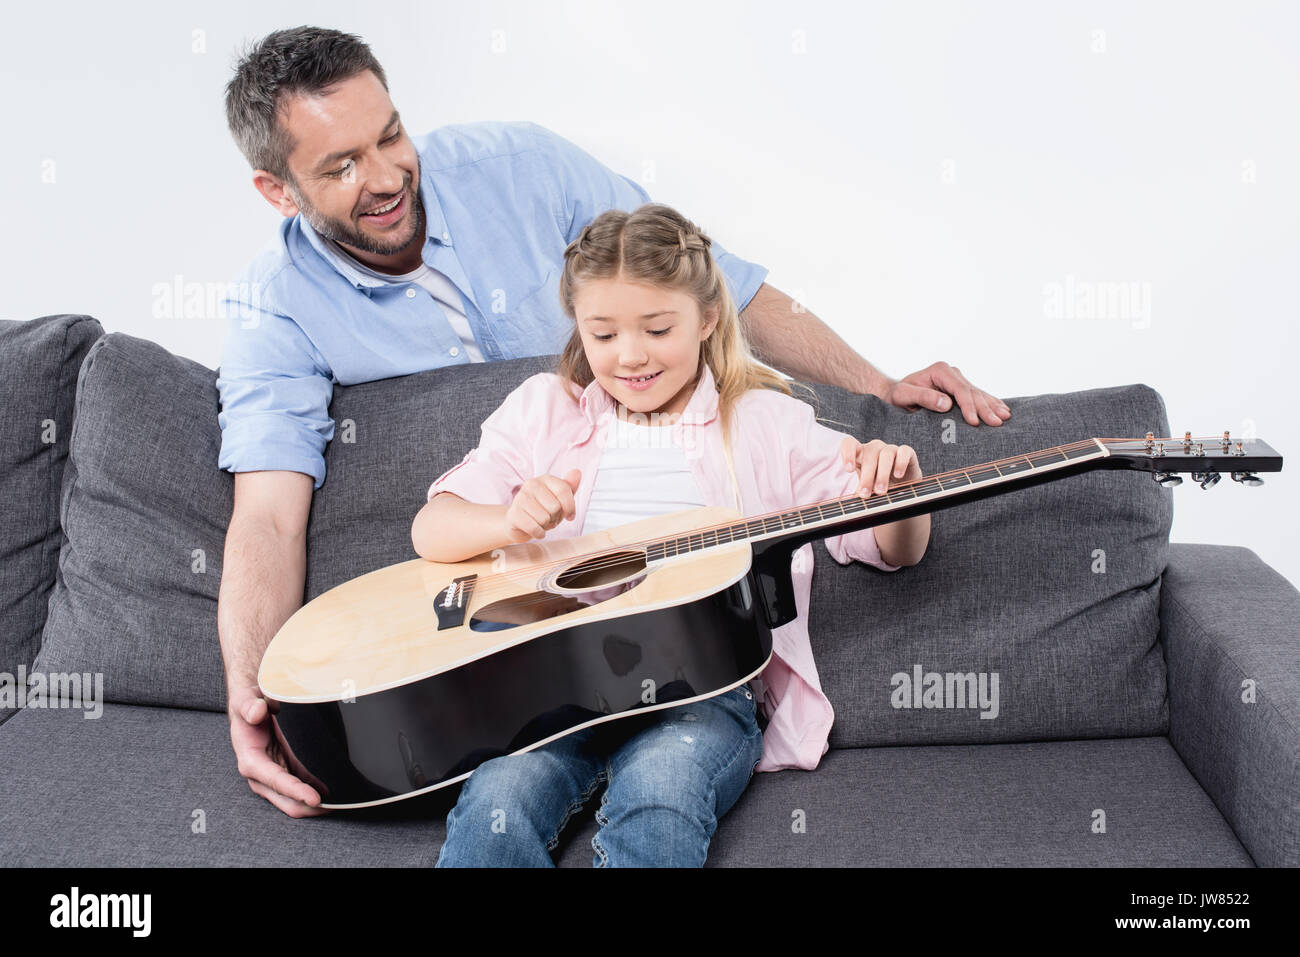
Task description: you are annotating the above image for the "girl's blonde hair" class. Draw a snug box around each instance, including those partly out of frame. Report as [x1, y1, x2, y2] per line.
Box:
[555, 203, 817, 440]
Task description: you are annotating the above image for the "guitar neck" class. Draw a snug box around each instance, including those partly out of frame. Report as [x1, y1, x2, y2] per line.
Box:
[644, 439, 1112, 562]
[640, 430, 1281, 563]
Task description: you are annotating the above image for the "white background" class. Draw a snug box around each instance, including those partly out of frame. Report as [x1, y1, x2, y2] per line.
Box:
[2, 0, 1296, 584]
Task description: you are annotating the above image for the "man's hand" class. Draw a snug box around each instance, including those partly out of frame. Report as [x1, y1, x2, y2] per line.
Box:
[228, 681, 330, 818]
[876, 362, 1011, 427]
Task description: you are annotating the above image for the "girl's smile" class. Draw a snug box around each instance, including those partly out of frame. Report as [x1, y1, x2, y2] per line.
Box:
[617, 370, 663, 390]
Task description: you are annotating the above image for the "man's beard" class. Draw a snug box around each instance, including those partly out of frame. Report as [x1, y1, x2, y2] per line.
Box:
[290, 174, 425, 257]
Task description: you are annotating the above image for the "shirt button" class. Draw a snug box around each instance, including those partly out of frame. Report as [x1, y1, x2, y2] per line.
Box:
[405, 288, 416, 298]
[441, 231, 450, 242]
[449, 347, 459, 357]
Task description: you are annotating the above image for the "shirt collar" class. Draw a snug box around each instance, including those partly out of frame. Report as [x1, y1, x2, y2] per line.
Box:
[296, 166, 451, 292]
[578, 361, 721, 430]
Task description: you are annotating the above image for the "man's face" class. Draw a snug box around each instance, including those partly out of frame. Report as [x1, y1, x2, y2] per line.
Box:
[272, 70, 424, 260]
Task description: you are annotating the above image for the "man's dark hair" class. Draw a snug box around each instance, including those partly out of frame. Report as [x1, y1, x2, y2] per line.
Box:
[225, 26, 388, 185]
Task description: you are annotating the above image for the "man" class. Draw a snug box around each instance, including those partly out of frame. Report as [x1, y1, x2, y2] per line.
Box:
[217, 26, 1010, 818]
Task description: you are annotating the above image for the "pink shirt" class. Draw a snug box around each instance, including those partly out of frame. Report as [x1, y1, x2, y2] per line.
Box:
[426, 364, 899, 772]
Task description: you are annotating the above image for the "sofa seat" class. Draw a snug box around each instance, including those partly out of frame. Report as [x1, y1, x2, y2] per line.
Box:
[0, 703, 1252, 867]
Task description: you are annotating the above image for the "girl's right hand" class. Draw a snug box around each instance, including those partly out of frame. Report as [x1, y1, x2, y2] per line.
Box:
[504, 468, 582, 542]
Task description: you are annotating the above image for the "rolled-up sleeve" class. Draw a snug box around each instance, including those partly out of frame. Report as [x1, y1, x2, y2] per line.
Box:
[426, 377, 540, 506]
[215, 302, 335, 490]
[707, 236, 769, 315]
[528, 122, 769, 313]
[786, 401, 900, 572]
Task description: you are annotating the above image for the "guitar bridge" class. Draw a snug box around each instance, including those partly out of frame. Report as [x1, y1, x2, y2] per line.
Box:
[433, 575, 476, 630]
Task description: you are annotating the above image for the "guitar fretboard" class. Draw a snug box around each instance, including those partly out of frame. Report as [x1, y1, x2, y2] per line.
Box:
[645, 440, 1106, 561]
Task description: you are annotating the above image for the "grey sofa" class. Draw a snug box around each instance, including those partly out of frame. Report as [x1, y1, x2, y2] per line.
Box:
[1, 313, 1295, 867]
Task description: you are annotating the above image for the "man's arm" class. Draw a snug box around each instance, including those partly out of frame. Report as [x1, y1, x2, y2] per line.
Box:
[738, 282, 1012, 427]
[218, 469, 327, 817]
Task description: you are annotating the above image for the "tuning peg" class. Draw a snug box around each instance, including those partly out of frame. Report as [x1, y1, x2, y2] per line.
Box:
[1231, 471, 1264, 486]
[1152, 471, 1183, 487]
[1192, 471, 1221, 490]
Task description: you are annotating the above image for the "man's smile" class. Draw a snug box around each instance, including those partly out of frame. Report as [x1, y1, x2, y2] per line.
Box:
[359, 190, 407, 226]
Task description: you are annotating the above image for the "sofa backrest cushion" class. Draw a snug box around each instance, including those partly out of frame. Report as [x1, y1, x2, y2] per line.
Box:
[34, 332, 1172, 750]
[34, 332, 235, 711]
[0, 315, 103, 724]
[809, 381, 1172, 748]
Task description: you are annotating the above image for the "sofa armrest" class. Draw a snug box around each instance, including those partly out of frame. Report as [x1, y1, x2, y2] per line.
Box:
[1160, 542, 1300, 866]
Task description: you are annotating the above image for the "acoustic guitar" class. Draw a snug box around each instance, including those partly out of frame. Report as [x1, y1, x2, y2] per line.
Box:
[258, 432, 1281, 808]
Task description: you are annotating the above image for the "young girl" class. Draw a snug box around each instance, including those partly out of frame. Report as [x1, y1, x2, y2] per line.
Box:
[412, 203, 930, 867]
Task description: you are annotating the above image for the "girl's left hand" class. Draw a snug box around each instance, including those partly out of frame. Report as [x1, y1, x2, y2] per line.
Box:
[839, 437, 923, 497]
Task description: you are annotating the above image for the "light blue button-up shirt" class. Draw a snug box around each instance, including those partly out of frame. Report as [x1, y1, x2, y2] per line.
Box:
[215, 121, 769, 490]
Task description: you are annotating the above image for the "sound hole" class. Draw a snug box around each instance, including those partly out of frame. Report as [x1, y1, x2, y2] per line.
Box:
[469, 575, 645, 632]
[555, 549, 647, 590]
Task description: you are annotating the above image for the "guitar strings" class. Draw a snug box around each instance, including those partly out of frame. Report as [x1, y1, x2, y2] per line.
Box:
[452, 434, 1251, 615]
[462, 437, 1105, 605]
[456, 437, 1109, 610]
[456, 433, 1242, 615]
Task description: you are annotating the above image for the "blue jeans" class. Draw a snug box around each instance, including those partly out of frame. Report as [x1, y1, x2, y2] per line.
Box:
[435, 685, 764, 867]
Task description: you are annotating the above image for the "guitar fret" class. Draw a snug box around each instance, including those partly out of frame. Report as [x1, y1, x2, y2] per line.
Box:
[642, 443, 1101, 562]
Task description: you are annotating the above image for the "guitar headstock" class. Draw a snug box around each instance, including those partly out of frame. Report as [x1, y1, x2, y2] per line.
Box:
[1099, 432, 1283, 488]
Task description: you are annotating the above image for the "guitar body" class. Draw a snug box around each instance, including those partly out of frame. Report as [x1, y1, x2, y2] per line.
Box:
[259, 506, 774, 809]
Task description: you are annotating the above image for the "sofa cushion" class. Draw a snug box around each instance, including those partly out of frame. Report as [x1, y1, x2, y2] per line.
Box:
[564, 735, 1251, 867]
[0, 704, 1250, 866]
[809, 382, 1173, 748]
[34, 332, 233, 711]
[0, 704, 452, 865]
[0, 315, 103, 725]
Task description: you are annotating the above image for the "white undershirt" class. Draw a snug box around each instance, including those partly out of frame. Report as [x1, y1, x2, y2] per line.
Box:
[326, 239, 485, 363]
[580, 415, 707, 536]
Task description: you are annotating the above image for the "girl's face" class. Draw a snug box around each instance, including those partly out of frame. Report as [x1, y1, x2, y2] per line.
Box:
[573, 277, 719, 423]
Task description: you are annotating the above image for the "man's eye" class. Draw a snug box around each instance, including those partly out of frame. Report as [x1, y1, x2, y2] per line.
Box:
[327, 133, 396, 178]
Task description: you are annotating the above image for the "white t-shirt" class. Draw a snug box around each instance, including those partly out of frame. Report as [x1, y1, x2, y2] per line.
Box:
[324, 239, 485, 363]
[580, 415, 707, 536]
